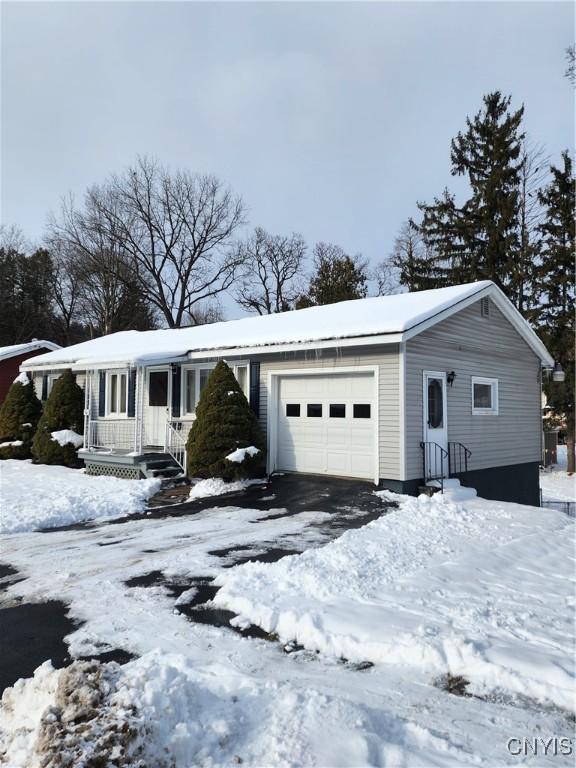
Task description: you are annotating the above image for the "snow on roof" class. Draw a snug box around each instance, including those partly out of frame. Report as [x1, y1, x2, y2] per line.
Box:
[20, 281, 551, 368]
[0, 340, 60, 362]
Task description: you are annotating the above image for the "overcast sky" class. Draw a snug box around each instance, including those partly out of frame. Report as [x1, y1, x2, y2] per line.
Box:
[1, 1, 573, 317]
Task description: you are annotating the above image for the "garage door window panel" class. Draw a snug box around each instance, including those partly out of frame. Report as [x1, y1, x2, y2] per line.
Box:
[307, 404, 322, 417]
[329, 404, 346, 418]
[286, 404, 300, 417]
[353, 404, 371, 419]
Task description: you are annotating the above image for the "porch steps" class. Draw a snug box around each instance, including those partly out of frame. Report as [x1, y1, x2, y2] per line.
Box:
[141, 457, 185, 482]
[424, 478, 478, 501]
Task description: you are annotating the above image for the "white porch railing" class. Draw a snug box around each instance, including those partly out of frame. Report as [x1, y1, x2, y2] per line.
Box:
[165, 420, 193, 470]
[89, 420, 135, 452]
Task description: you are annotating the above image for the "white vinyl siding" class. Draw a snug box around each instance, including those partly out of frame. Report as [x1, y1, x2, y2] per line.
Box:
[405, 299, 541, 479]
[257, 345, 401, 481]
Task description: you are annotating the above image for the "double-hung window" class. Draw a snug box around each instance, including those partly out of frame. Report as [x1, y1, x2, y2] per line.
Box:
[471, 377, 498, 416]
[107, 371, 128, 416]
[182, 361, 249, 417]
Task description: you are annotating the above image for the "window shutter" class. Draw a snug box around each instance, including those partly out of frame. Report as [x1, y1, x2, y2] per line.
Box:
[98, 371, 106, 417]
[249, 362, 260, 417]
[41, 374, 48, 402]
[171, 365, 181, 418]
[127, 370, 137, 418]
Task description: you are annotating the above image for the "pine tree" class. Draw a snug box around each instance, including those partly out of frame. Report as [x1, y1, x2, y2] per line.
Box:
[537, 150, 575, 473]
[0, 374, 42, 459]
[298, 242, 368, 307]
[415, 92, 525, 297]
[186, 361, 266, 480]
[32, 369, 85, 467]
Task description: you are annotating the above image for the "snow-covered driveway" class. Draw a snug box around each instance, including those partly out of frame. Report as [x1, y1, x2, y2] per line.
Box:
[0, 475, 574, 767]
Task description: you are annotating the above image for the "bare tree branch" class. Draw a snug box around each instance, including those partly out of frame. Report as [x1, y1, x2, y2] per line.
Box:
[235, 227, 307, 314]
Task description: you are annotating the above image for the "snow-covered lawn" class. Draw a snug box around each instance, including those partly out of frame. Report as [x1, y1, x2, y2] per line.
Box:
[540, 444, 575, 503]
[0, 485, 574, 766]
[215, 491, 575, 711]
[0, 460, 160, 533]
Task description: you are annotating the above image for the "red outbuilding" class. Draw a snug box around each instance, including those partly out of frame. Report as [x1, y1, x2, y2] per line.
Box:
[0, 340, 60, 405]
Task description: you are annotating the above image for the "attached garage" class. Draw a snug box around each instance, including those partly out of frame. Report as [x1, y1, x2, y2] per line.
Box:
[271, 370, 377, 481]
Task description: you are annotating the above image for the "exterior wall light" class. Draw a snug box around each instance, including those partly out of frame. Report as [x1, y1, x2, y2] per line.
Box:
[447, 371, 456, 387]
[552, 362, 565, 383]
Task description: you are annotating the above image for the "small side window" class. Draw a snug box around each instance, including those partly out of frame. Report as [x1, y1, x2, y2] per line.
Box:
[307, 404, 322, 417]
[329, 404, 346, 418]
[286, 404, 300, 417]
[353, 404, 371, 419]
[472, 377, 498, 415]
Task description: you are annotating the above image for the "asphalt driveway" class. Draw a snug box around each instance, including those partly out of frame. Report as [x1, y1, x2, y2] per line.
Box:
[0, 474, 395, 693]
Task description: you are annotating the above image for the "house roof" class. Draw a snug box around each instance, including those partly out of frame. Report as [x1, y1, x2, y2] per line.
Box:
[21, 281, 554, 369]
[0, 340, 60, 363]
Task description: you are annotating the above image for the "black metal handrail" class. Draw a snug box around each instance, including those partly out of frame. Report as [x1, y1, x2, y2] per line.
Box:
[447, 442, 472, 476]
[420, 441, 448, 493]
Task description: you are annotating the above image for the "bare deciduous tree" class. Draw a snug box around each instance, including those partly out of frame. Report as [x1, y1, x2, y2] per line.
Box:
[379, 221, 431, 292]
[373, 259, 401, 296]
[565, 44, 575, 85]
[103, 156, 247, 327]
[184, 300, 224, 326]
[235, 227, 307, 314]
[48, 192, 139, 336]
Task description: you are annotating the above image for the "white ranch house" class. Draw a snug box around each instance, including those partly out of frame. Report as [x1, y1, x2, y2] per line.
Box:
[22, 281, 553, 506]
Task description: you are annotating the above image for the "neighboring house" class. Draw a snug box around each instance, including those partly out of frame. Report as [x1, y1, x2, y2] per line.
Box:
[0, 340, 60, 405]
[21, 281, 553, 506]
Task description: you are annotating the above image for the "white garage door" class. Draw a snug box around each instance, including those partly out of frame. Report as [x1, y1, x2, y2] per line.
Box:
[276, 372, 376, 480]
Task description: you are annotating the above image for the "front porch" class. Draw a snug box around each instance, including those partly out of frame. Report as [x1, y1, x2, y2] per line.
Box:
[80, 364, 196, 478]
[80, 447, 185, 480]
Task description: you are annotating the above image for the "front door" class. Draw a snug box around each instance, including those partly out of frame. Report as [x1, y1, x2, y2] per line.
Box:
[423, 371, 448, 479]
[145, 368, 170, 448]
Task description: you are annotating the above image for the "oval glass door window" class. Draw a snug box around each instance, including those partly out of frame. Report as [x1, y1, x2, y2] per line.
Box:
[427, 378, 443, 428]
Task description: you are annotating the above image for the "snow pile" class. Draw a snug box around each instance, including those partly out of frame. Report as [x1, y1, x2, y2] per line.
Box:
[13, 371, 30, 386]
[0, 661, 59, 767]
[0, 651, 467, 768]
[50, 429, 84, 449]
[225, 446, 260, 463]
[0, 440, 23, 448]
[189, 477, 263, 499]
[0, 461, 161, 533]
[215, 491, 575, 710]
[0, 660, 140, 768]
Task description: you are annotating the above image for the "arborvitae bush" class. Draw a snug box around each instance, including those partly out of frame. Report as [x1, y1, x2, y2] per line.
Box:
[0, 374, 43, 459]
[186, 361, 266, 480]
[32, 369, 85, 467]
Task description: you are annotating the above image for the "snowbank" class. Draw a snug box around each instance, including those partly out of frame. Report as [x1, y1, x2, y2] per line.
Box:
[225, 446, 260, 463]
[0, 651, 467, 768]
[50, 429, 84, 449]
[215, 492, 575, 710]
[0, 461, 160, 533]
